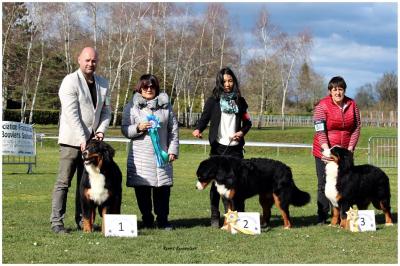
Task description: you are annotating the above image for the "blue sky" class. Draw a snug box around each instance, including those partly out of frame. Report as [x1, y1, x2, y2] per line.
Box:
[185, 2, 398, 98]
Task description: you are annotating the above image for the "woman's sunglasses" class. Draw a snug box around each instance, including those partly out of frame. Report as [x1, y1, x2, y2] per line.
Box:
[142, 85, 155, 91]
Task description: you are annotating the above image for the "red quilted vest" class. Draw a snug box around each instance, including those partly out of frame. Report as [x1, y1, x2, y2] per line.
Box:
[312, 96, 357, 158]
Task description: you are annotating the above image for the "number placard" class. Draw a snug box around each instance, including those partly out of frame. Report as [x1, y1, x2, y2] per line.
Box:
[104, 214, 138, 237]
[354, 210, 376, 232]
[236, 212, 261, 235]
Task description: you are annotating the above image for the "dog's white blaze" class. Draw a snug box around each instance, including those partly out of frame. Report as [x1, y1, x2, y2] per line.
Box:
[84, 164, 109, 205]
[215, 182, 231, 199]
[325, 161, 339, 207]
[196, 181, 205, 190]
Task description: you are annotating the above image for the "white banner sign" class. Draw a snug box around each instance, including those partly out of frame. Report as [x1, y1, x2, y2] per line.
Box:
[2, 121, 35, 156]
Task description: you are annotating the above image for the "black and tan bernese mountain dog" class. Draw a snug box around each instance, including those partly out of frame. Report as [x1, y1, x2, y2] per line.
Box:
[80, 139, 122, 233]
[196, 155, 310, 229]
[325, 146, 393, 228]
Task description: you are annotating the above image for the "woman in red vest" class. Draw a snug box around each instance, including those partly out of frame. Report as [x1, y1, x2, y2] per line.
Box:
[312, 76, 361, 224]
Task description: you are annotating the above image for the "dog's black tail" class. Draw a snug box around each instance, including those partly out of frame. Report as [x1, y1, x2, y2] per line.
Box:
[291, 185, 311, 207]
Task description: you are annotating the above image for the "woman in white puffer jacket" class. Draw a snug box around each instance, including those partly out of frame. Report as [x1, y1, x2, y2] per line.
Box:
[121, 74, 179, 230]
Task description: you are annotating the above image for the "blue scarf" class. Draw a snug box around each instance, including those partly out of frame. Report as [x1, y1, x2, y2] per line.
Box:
[220, 92, 239, 114]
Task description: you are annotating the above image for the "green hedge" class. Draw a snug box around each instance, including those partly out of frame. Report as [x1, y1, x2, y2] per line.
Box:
[3, 109, 60, 124]
[3, 109, 122, 125]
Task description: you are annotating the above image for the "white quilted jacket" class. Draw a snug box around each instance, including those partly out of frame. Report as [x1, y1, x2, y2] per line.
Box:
[121, 93, 179, 187]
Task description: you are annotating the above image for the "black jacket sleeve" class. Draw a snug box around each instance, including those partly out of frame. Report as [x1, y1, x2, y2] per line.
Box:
[195, 97, 215, 132]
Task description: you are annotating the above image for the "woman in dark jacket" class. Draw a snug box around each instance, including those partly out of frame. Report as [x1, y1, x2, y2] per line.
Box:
[192, 67, 252, 227]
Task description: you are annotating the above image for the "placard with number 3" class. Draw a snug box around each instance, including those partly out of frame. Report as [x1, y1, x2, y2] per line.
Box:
[349, 210, 376, 232]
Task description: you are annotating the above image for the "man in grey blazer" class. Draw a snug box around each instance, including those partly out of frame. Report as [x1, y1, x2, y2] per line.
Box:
[50, 47, 111, 233]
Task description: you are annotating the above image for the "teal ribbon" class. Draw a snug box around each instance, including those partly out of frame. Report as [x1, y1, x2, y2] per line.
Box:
[146, 114, 169, 167]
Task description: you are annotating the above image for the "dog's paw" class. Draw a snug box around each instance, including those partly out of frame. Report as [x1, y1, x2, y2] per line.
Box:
[196, 181, 205, 190]
[260, 222, 267, 228]
[261, 226, 271, 232]
[385, 223, 394, 227]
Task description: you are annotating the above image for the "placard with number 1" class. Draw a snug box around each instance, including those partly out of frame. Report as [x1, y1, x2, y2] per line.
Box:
[104, 214, 138, 237]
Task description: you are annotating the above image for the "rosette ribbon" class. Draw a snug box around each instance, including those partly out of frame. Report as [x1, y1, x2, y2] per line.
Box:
[221, 210, 255, 235]
[346, 207, 359, 232]
[146, 114, 169, 167]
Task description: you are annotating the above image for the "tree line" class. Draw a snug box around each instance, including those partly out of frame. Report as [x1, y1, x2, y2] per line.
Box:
[2, 2, 397, 128]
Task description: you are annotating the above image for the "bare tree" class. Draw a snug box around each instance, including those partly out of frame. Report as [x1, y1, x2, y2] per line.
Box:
[20, 26, 35, 123]
[219, 21, 227, 69]
[198, 18, 208, 112]
[254, 8, 277, 128]
[296, 61, 324, 112]
[2, 60, 10, 112]
[161, 4, 168, 92]
[355, 83, 376, 110]
[205, 3, 230, 70]
[60, 3, 73, 73]
[28, 41, 44, 124]
[86, 3, 97, 49]
[178, 46, 197, 127]
[110, 3, 136, 127]
[122, 3, 149, 107]
[195, 9, 218, 113]
[145, 5, 157, 74]
[2, 3, 28, 110]
[206, 3, 221, 58]
[2, 3, 24, 58]
[105, 7, 117, 85]
[276, 31, 312, 130]
[161, 2, 169, 92]
[170, 7, 189, 108]
[375, 71, 398, 110]
[28, 3, 47, 124]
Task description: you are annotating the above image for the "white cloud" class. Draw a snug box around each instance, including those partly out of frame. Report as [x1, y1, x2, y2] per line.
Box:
[312, 34, 396, 66]
[188, 2, 398, 98]
[310, 34, 397, 97]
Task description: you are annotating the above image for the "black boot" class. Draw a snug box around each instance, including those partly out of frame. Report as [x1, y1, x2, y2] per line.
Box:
[134, 186, 155, 228]
[154, 186, 173, 230]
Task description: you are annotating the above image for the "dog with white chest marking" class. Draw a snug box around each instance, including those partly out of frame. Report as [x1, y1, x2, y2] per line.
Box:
[80, 139, 122, 233]
[324, 157, 341, 224]
[196, 155, 310, 229]
[324, 146, 393, 228]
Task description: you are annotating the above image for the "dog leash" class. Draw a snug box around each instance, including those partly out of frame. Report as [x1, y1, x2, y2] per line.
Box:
[221, 138, 234, 155]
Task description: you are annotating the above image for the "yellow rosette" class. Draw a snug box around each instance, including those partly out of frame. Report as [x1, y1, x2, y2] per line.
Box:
[346, 207, 359, 232]
[221, 210, 255, 235]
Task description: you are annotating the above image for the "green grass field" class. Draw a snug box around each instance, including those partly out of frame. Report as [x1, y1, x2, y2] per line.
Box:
[2, 126, 398, 263]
